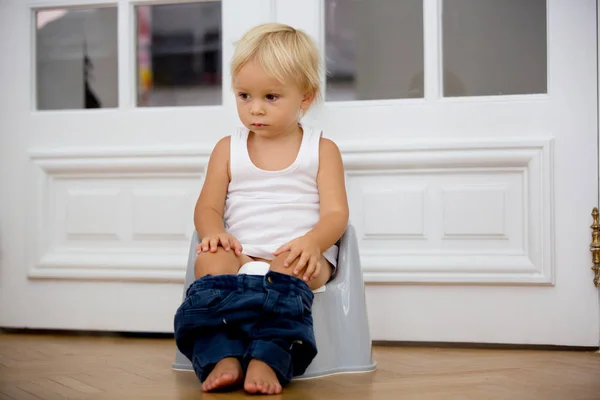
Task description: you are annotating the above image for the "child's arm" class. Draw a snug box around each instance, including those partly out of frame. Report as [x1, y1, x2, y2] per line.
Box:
[308, 137, 350, 251]
[194, 136, 241, 254]
[274, 138, 349, 278]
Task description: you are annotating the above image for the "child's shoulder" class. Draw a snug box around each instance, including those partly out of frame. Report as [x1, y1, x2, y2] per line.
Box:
[316, 132, 344, 174]
[209, 135, 232, 160]
[210, 127, 246, 153]
[215, 134, 232, 146]
[318, 134, 342, 157]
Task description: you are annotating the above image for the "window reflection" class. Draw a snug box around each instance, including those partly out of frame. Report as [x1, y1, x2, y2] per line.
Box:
[442, 0, 547, 97]
[36, 7, 118, 110]
[136, 2, 222, 107]
[324, 0, 424, 102]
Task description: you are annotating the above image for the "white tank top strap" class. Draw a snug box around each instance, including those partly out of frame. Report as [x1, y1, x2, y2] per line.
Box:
[228, 127, 250, 184]
[302, 126, 322, 177]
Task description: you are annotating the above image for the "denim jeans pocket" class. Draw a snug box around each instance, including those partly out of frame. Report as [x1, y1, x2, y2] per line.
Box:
[272, 294, 304, 319]
[185, 279, 210, 297]
[183, 288, 237, 313]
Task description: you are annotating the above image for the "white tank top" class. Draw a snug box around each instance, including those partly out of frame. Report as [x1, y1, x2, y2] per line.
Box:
[223, 125, 338, 267]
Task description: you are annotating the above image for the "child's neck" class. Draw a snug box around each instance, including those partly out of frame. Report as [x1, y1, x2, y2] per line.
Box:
[251, 122, 302, 143]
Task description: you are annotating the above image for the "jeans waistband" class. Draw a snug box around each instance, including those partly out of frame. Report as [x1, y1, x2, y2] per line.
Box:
[189, 272, 313, 303]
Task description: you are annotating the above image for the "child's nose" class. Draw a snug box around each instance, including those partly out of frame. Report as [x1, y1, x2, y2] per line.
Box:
[250, 101, 265, 115]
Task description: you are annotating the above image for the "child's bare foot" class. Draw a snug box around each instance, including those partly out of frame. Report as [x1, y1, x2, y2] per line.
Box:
[244, 359, 283, 394]
[202, 357, 243, 392]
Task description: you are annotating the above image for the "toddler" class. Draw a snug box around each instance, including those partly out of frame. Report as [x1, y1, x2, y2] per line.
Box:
[173, 22, 349, 395]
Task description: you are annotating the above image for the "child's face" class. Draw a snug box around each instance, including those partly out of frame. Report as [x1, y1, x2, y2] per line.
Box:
[233, 60, 313, 137]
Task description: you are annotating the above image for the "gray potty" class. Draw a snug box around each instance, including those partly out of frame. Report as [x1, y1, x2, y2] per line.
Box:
[172, 224, 377, 380]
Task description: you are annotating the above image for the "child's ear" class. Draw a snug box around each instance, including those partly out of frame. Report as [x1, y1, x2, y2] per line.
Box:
[301, 90, 316, 110]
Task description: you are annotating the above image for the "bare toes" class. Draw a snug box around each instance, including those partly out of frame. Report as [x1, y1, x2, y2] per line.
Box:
[202, 377, 215, 390]
[244, 359, 283, 395]
[202, 358, 243, 392]
[244, 381, 257, 394]
[266, 383, 274, 394]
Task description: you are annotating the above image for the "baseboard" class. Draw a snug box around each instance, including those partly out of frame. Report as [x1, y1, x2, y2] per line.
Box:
[2, 328, 597, 352]
[0, 327, 174, 339]
[373, 340, 599, 352]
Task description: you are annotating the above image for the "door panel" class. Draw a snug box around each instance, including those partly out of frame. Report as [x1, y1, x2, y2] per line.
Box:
[0, 0, 270, 332]
[277, 0, 599, 346]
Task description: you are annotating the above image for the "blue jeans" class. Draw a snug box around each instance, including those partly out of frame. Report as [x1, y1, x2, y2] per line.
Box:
[173, 271, 317, 386]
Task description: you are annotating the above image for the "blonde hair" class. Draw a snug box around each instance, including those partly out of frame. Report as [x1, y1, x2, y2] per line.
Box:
[231, 23, 323, 104]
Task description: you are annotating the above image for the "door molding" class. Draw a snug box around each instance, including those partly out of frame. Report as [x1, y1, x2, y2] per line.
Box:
[27, 136, 554, 285]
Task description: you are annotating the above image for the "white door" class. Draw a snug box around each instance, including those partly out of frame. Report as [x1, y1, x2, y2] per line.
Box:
[277, 0, 599, 347]
[1, 0, 598, 348]
[0, 0, 272, 332]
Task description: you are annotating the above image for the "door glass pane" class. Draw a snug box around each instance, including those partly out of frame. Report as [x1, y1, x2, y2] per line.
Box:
[36, 7, 118, 110]
[442, 0, 547, 97]
[324, 0, 424, 102]
[135, 2, 222, 107]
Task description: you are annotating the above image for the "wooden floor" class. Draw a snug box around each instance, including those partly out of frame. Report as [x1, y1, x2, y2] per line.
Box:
[0, 332, 599, 400]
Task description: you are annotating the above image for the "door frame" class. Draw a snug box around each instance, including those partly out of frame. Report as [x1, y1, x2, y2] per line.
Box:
[596, 0, 600, 348]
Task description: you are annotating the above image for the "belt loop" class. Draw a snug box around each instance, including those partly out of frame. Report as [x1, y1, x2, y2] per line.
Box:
[237, 274, 244, 294]
[263, 287, 279, 313]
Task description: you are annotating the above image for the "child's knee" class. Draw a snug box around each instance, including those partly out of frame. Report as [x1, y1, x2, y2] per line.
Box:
[268, 252, 299, 276]
[194, 248, 240, 278]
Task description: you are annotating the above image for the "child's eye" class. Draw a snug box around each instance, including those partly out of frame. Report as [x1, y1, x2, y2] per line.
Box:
[266, 94, 279, 101]
[238, 93, 249, 100]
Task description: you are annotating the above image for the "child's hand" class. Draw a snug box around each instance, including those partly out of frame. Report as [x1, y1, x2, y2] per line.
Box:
[274, 235, 322, 281]
[196, 233, 242, 255]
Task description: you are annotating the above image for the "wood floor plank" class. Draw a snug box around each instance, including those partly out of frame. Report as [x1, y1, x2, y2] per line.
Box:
[14, 382, 62, 400]
[0, 332, 598, 399]
[50, 375, 104, 395]
[0, 386, 44, 400]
